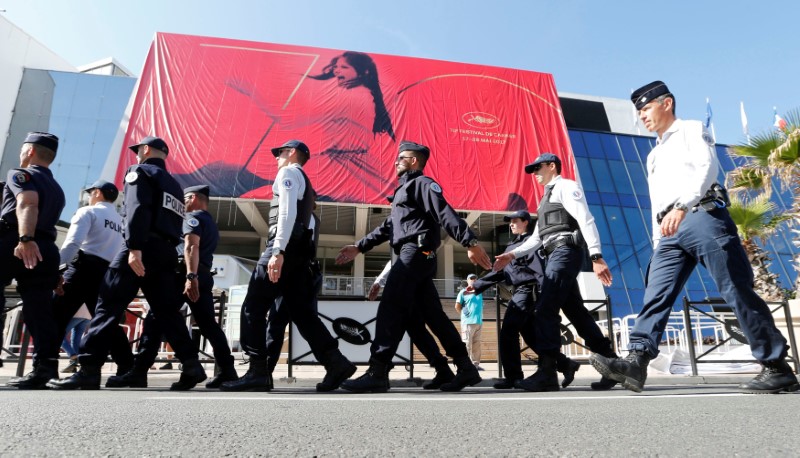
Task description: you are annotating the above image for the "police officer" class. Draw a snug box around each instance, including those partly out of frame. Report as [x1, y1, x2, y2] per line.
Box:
[107, 184, 238, 389]
[494, 153, 615, 392]
[0, 132, 65, 389]
[471, 210, 580, 389]
[48, 136, 207, 390]
[221, 140, 356, 392]
[336, 140, 492, 393]
[591, 81, 799, 394]
[51, 180, 133, 376]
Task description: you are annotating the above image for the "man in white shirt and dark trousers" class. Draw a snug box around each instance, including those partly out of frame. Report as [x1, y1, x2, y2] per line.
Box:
[591, 81, 799, 394]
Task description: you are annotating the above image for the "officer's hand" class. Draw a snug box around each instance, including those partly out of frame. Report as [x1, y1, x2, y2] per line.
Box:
[184, 279, 200, 302]
[465, 285, 475, 293]
[128, 250, 145, 277]
[368, 283, 381, 301]
[335, 245, 360, 265]
[268, 254, 284, 283]
[54, 275, 65, 296]
[493, 252, 515, 272]
[467, 245, 492, 270]
[660, 208, 687, 238]
[592, 259, 613, 287]
[14, 241, 42, 269]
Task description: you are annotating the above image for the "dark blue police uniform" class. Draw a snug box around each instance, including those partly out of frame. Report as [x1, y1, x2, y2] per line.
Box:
[0, 132, 65, 387]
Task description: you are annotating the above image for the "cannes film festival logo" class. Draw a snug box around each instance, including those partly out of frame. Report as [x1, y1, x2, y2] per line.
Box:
[462, 111, 501, 129]
[332, 317, 371, 345]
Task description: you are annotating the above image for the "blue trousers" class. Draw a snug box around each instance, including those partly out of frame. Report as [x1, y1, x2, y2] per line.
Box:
[629, 208, 788, 362]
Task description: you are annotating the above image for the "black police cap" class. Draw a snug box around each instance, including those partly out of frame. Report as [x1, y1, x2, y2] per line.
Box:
[399, 140, 430, 160]
[503, 210, 531, 223]
[128, 136, 169, 155]
[184, 184, 210, 198]
[24, 132, 59, 153]
[524, 153, 561, 174]
[84, 179, 119, 202]
[631, 81, 672, 110]
[271, 140, 310, 158]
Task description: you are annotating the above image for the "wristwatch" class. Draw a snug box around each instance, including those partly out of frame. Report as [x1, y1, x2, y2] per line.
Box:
[467, 239, 479, 248]
[186, 273, 198, 281]
[673, 202, 688, 212]
[272, 247, 285, 257]
[19, 235, 34, 243]
[590, 253, 603, 262]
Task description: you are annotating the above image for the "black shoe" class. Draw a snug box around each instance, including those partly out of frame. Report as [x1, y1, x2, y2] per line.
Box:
[205, 368, 239, 389]
[341, 359, 390, 393]
[590, 376, 618, 390]
[46, 368, 101, 390]
[590, 351, 651, 393]
[739, 360, 800, 394]
[559, 358, 581, 388]
[493, 378, 520, 389]
[423, 364, 455, 390]
[159, 362, 174, 370]
[220, 360, 272, 392]
[516, 355, 559, 392]
[440, 357, 481, 392]
[317, 350, 357, 392]
[170, 359, 208, 391]
[16, 365, 58, 390]
[106, 369, 148, 388]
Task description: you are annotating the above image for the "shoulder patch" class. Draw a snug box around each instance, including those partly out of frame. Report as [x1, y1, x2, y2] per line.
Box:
[702, 131, 715, 146]
[282, 178, 293, 190]
[187, 218, 200, 228]
[125, 171, 139, 183]
[12, 171, 31, 185]
[571, 189, 583, 200]
[430, 182, 442, 193]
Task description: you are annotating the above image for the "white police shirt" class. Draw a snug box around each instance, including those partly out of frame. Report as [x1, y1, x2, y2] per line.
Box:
[60, 201, 124, 264]
[647, 119, 719, 246]
[511, 175, 602, 259]
[272, 163, 315, 252]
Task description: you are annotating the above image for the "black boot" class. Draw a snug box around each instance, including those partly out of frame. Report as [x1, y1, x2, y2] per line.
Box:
[590, 377, 618, 390]
[205, 363, 239, 389]
[493, 378, 520, 389]
[46, 365, 102, 390]
[220, 359, 272, 392]
[517, 354, 559, 392]
[590, 350, 651, 393]
[739, 360, 800, 394]
[106, 367, 148, 388]
[317, 349, 357, 392]
[440, 356, 481, 392]
[422, 362, 455, 390]
[170, 358, 208, 391]
[556, 354, 580, 388]
[341, 358, 390, 393]
[16, 360, 58, 390]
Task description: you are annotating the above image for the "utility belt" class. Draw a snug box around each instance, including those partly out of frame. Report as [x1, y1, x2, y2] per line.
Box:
[511, 281, 537, 294]
[148, 231, 179, 246]
[538, 231, 580, 257]
[0, 219, 56, 242]
[175, 257, 213, 275]
[656, 184, 731, 224]
[393, 232, 437, 259]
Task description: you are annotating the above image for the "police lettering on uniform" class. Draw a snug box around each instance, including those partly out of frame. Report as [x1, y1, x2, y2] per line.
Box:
[0, 132, 65, 389]
[49, 136, 207, 391]
[335, 140, 493, 393]
[222, 140, 356, 392]
[591, 81, 800, 394]
[50, 180, 134, 379]
[494, 153, 617, 392]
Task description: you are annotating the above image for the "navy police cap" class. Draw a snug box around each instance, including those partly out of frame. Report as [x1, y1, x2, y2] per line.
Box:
[503, 210, 531, 223]
[184, 184, 210, 197]
[524, 153, 561, 174]
[84, 180, 119, 202]
[271, 140, 310, 157]
[24, 132, 59, 153]
[128, 136, 169, 155]
[631, 81, 672, 110]
[399, 140, 430, 159]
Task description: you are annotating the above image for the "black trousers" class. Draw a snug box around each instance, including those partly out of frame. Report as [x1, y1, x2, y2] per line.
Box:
[52, 252, 133, 369]
[241, 245, 337, 363]
[371, 243, 467, 365]
[78, 239, 198, 367]
[498, 286, 538, 381]
[0, 232, 60, 365]
[136, 271, 234, 370]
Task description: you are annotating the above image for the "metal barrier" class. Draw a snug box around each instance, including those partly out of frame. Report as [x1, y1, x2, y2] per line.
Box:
[682, 297, 799, 376]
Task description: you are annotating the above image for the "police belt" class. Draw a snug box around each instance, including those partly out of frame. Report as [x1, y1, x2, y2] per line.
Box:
[148, 231, 179, 245]
[0, 219, 56, 242]
[511, 281, 537, 294]
[542, 233, 578, 255]
[656, 189, 729, 224]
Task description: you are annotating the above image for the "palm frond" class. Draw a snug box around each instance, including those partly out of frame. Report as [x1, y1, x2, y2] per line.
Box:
[727, 193, 786, 242]
[726, 165, 770, 193]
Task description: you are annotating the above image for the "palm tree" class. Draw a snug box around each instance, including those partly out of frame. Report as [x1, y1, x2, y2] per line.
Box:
[728, 108, 800, 291]
[726, 192, 791, 301]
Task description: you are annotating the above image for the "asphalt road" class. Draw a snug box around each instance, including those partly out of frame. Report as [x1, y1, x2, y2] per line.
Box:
[1, 384, 798, 457]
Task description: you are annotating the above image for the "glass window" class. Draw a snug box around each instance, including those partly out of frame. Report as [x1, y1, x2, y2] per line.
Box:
[569, 131, 588, 157]
[589, 158, 616, 193]
[600, 135, 623, 161]
[582, 132, 605, 159]
[575, 157, 597, 192]
[620, 257, 645, 290]
[603, 206, 632, 245]
[607, 160, 633, 195]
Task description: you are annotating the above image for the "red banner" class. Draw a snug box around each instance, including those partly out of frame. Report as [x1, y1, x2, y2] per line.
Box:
[116, 33, 575, 211]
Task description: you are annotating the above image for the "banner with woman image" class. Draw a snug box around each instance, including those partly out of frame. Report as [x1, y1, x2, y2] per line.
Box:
[115, 33, 575, 211]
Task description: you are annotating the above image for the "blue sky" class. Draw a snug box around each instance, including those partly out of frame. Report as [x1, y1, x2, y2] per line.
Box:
[4, 0, 799, 145]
